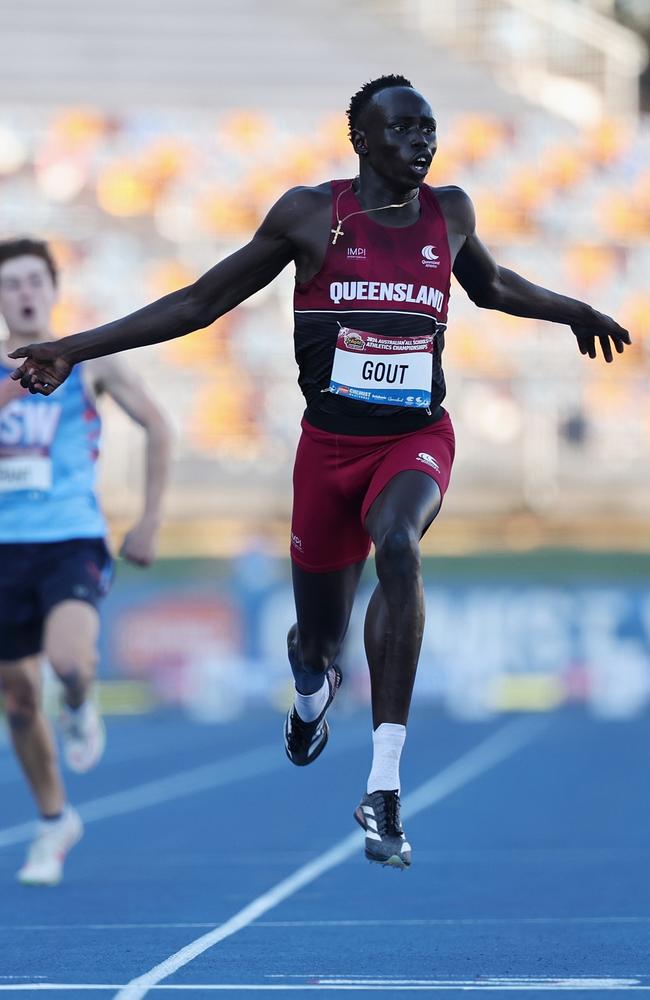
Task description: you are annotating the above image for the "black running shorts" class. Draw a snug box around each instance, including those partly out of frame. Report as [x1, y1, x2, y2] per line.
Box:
[0, 538, 113, 661]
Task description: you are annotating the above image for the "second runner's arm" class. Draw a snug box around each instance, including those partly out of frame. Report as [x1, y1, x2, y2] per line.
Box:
[91, 356, 174, 566]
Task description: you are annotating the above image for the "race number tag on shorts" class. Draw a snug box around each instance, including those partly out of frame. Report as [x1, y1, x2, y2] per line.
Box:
[328, 326, 433, 408]
[0, 455, 52, 493]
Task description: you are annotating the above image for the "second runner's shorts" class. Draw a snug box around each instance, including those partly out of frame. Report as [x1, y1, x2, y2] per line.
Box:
[290, 411, 455, 572]
[0, 537, 114, 661]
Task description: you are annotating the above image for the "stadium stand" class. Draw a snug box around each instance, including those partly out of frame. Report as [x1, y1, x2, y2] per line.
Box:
[0, 1, 648, 541]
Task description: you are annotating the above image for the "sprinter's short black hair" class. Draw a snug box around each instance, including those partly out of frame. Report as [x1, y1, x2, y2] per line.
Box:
[346, 74, 414, 137]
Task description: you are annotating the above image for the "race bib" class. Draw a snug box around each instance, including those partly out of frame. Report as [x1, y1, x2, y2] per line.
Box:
[0, 455, 52, 493]
[328, 326, 433, 408]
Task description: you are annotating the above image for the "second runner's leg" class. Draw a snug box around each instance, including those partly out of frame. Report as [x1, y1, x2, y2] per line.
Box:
[45, 599, 106, 774]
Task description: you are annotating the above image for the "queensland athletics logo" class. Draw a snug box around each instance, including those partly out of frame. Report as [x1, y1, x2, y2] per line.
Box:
[416, 452, 440, 472]
[421, 245, 440, 268]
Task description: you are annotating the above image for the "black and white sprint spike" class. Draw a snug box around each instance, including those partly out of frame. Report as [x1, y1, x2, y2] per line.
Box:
[354, 789, 412, 869]
[284, 662, 342, 767]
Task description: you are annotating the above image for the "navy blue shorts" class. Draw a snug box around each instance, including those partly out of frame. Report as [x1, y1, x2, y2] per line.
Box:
[0, 538, 114, 661]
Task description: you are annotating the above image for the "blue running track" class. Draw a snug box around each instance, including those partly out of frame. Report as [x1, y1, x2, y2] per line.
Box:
[0, 705, 649, 998]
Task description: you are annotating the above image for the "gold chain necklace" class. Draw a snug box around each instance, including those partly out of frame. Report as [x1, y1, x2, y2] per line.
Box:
[330, 180, 419, 245]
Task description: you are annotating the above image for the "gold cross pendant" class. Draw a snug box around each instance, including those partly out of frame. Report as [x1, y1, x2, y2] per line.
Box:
[331, 221, 344, 245]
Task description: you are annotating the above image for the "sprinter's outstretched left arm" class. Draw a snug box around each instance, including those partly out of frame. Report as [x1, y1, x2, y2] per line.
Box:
[448, 186, 630, 363]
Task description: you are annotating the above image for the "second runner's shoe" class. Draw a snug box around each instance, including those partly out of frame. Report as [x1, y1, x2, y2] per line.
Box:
[284, 664, 342, 766]
[354, 789, 412, 869]
[17, 807, 84, 886]
[59, 698, 106, 773]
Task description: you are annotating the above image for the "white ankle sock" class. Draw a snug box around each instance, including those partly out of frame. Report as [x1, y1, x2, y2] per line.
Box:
[294, 678, 328, 722]
[367, 723, 406, 793]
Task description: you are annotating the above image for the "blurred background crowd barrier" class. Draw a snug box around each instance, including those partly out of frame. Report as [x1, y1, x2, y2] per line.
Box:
[2, 0, 649, 717]
[101, 552, 650, 721]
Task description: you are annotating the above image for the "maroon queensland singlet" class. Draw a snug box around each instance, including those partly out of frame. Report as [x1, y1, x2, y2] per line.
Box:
[293, 179, 452, 436]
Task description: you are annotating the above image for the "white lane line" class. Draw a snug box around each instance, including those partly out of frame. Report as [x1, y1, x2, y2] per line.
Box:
[1, 979, 650, 992]
[0, 733, 363, 850]
[314, 980, 643, 987]
[4, 916, 650, 931]
[252, 916, 650, 927]
[115, 717, 546, 1000]
[0, 743, 273, 848]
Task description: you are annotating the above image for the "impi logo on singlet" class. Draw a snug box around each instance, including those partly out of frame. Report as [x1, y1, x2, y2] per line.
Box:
[329, 281, 444, 312]
[0, 400, 62, 448]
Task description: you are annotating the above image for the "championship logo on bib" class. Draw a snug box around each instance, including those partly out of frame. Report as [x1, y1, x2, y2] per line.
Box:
[328, 326, 433, 409]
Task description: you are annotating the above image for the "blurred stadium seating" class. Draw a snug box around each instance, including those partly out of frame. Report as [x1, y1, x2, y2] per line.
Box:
[1, 104, 648, 546]
[0, 0, 648, 555]
[0, 1, 648, 715]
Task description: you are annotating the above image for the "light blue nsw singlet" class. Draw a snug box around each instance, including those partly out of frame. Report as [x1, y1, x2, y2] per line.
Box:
[0, 363, 107, 543]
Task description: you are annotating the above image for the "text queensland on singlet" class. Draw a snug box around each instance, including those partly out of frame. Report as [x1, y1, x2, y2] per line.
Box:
[293, 180, 452, 435]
